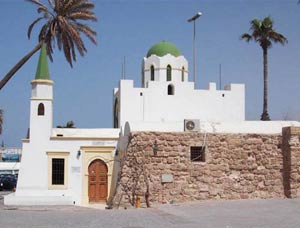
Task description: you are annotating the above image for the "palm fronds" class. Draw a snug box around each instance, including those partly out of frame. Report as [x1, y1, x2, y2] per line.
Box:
[27, 0, 97, 67]
[241, 16, 287, 49]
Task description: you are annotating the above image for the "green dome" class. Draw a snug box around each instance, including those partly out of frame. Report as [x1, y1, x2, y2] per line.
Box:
[147, 41, 181, 57]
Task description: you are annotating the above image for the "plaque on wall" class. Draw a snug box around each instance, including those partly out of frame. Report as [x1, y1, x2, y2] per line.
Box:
[161, 174, 173, 183]
[72, 166, 81, 173]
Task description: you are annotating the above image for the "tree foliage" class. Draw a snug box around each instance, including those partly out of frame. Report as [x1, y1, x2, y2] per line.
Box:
[27, 0, 97, 67]
[240, 16, 287, 50]
[0, 0, 97, 90]
[57, 120, 75, 128]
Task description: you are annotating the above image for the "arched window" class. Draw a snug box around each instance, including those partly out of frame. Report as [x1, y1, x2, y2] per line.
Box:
[150, 65, 155, 81]
[181, 67, 185, 82]
[38, 103, 45, 116]
[167, 65, 172, 81]
[168, 84, 174, 95]
[113, 99, 119, 128]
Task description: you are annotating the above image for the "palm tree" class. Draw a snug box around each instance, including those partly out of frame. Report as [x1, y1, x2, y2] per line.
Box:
[0, 109, 3, 134]
[0, 0, 97, 90]
[57, 120, 75, 128]
[241, 16, 287, 120]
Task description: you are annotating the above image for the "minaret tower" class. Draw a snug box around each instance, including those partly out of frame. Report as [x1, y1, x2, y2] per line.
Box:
[29, 44, 53, 142]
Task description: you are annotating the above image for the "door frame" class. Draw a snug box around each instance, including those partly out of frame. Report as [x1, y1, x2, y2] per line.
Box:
[81, 146, 115, 205]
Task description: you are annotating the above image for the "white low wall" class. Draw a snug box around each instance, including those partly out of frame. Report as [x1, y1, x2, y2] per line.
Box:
[126, 121, 300, 134]
[52, 128, 120, 138]
[4, 193, 73, 206]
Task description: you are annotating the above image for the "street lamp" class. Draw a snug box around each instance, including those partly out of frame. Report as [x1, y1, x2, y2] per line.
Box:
[188, 11, 202, 89]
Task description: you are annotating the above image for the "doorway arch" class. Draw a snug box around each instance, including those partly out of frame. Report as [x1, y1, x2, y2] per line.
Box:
[88, 159, 108, 202]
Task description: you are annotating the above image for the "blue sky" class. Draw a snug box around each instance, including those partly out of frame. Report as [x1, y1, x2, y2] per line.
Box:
[1, 0, 300, 147]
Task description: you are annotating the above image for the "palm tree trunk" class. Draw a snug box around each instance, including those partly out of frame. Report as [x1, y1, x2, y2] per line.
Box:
[0, 109, 3, 134]
[261, 47, 270, 121]
[0, 41, 43, 90]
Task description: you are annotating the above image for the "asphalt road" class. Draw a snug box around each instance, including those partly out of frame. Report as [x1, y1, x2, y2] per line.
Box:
[1, 191, 300, 228]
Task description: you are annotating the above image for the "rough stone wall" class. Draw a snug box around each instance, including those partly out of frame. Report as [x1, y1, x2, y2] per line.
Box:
[282, 127, 300, 198]
[112, 129, 300, 208]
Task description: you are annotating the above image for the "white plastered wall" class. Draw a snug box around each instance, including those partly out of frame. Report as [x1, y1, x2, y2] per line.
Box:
[143, 54, 188, 86]
[6, 129, 119, 206]
[116, 79, 245, 129]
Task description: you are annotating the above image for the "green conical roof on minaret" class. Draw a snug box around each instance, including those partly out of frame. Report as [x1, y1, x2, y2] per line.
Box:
[35, 44, 50, 80]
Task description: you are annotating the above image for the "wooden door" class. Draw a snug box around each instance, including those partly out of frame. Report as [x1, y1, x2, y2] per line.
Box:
[88, 159, 108, 202]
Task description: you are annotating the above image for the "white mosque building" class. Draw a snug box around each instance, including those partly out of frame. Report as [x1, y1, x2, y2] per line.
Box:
[114, 41, 245, 132]
[4, 41, 299, 206]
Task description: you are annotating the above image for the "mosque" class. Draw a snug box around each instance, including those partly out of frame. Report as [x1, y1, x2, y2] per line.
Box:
[4, 41, 300, 206]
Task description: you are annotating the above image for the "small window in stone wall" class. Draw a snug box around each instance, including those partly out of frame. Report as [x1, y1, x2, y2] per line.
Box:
[190, 146, 205, 162]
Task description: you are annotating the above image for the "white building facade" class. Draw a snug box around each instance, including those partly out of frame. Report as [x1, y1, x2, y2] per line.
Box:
[5, 46, 120, 206]
[5, 41, 300, 207]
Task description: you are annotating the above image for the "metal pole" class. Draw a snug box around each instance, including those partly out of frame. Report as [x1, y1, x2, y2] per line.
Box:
[193, 20, 196, 88]
[188, 12, 202, 89]
[219, 63, 222, 90]
[124, 56, 126, 79]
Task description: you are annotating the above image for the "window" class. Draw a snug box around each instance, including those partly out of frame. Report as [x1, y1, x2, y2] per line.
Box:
[38, 103, 45, 116]
[150, 65, 155, 81]
[47, 152, 69, 189]
[52, 158, 65, 185]
[167, 65, 172, 81]
[181, 67, 185, 82]
[168, 84, 174, 95]
[190, 146, 205, 162]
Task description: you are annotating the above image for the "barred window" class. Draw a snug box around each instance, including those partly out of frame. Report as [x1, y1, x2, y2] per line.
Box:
[190, 146, 205, 162]
[52, 158, 65, 185]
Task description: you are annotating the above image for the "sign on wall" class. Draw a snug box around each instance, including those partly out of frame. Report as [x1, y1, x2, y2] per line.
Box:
[161, 174, 173, 183]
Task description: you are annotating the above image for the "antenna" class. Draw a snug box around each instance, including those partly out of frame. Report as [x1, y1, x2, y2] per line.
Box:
[121, 62, 124, 80]
[121, 56, 126, 79]
[123, 56, 126, 79]
[219, 64, 222, 90]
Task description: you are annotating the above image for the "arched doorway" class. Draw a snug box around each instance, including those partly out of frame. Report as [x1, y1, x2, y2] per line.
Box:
[88, 159, 108, 202]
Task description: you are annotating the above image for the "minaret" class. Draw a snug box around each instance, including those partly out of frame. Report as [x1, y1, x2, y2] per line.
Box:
[29, 44, 53, 142]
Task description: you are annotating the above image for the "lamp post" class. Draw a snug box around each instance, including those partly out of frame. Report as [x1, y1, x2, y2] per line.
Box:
[188, 11, 202, 89]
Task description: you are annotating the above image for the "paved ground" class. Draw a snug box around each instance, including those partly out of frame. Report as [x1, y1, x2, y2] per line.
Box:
[1, 191, 300, 228]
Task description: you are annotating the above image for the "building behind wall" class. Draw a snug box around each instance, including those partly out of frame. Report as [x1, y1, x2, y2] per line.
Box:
[111, 41, 300, 207]
[113, 41, 245, 131]
[0, 147, 21, 175]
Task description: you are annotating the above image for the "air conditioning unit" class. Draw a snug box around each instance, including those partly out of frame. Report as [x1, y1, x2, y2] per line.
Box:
[184, 119, 200, 131]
